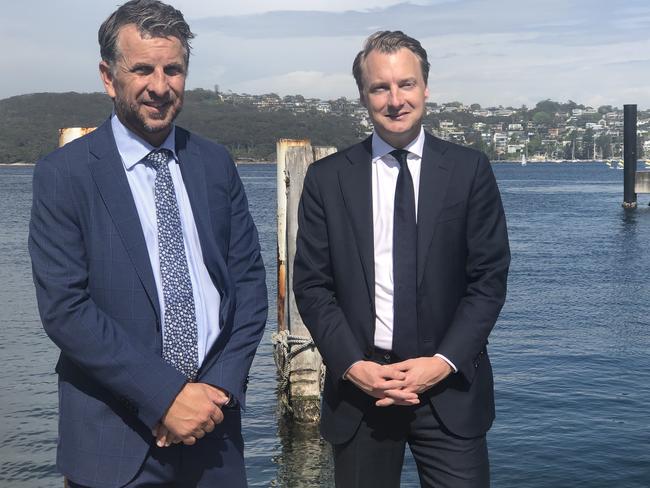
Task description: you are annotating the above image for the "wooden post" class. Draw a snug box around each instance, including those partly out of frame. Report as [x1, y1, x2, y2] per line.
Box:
[276, 139, 310, 332]
[313, 146, 337, 161]
[58, 127, 96, 147]
[285, 143, 320, 422]
[275, 142, 337, 423]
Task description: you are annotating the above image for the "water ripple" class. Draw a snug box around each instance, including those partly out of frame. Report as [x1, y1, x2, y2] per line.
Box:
[2, 164, 649, 487]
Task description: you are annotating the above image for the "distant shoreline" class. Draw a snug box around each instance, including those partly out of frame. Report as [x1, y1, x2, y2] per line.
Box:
[0, 161, 270, 166]
[0, 160, 636, 167]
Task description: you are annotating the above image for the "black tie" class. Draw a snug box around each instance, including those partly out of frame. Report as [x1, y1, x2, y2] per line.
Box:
[391, 149, 418, 359]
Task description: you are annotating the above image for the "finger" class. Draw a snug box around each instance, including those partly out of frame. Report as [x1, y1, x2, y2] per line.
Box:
[156, 430, 168, 448]
[375, 397, 395, 407]
[210, 407, 224, 425]
[383, 388, 420, 402]
[377, 388, 417, 402]
[398, 383, 430, 395]
[391, 399, 420, 406]
[183, 435, 197, 446]
[164, 432, 182, 446]
[373, 378, 407, 391]
[204, 385, 229, 406]
[379, 366, 407, 380]
[203, 418, 216, 433]
[376, 394, 420, 407]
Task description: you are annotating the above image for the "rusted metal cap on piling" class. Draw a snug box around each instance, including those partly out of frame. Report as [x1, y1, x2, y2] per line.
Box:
[58, 127, 96, 148]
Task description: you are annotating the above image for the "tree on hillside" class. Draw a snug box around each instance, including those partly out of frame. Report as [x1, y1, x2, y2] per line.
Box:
[532, 111, 553, 126]
[581, 128, 595, 159]
[535, 99, 561, 114]
[596, 133, 612, 159]
[563, 130, 578, 159]
[527, 134, 543, 156]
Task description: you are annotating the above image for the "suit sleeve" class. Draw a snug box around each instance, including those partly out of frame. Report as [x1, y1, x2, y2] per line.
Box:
[199, 158, 267, 408]
[293, 165, 366, 380]
[436, 154, 510, 383]
[28, 158, 187, 429]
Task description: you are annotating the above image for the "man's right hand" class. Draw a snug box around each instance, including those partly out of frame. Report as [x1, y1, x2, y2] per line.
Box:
[158, 383, 225, 446]
[345, 361, 419, 406]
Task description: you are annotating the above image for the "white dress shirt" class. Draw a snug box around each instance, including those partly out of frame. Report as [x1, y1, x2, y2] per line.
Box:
[371, 127, 457, 372]
[111, 114, 221, 366]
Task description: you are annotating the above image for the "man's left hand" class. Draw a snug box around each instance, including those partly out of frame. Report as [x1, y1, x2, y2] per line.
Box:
[376, 356, 452, 406]
[153, 384, 231, 447]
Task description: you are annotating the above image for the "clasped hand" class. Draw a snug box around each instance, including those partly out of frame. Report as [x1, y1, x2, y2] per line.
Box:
[152, 383, 230, 447]
[346, 356, 452, 407]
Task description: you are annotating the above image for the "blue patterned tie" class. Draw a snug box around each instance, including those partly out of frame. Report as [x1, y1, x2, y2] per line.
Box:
[391, 149, 418, 359]
[146, 149, 199, 380]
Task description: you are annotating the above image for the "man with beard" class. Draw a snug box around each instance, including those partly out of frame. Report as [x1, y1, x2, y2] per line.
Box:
[28, 1, 267, 486]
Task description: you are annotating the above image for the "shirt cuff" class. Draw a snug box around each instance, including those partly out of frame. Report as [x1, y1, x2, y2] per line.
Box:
[342, 360, 364, 380]
[434, 353, 457, 373]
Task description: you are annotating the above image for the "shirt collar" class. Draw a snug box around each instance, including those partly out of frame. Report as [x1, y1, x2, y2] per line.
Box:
[111, 113, 177, 170]
[371, 126, 425, 162]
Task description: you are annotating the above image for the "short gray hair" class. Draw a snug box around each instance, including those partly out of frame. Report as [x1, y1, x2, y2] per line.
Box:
[352, 31, 430, 93]
[98, 0, 195, 68]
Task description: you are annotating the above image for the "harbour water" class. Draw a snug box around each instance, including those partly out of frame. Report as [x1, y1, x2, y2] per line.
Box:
[1, 162, 649, 487]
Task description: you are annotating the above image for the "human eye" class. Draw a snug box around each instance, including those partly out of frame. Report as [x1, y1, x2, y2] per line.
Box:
[164, 64, 186, 76]
[131, 64, 153, 75]
[369, 84, 388, 94]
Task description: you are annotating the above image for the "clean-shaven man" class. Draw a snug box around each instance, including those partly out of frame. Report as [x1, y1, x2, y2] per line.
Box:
[293, 31, 510, 487]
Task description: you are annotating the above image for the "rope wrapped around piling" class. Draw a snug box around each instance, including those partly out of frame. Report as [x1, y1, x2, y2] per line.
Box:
[271, 330, 325, 414]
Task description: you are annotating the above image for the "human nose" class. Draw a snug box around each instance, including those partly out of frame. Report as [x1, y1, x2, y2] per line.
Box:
[387, 86, 403, 109]
[148, 69, 169, 98]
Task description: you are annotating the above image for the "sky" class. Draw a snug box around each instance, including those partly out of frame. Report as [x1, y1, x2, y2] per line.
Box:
[2, 0, 650, 109]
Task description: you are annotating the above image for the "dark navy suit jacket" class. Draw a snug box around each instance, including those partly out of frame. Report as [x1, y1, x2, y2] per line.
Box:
[29, 120, 267, 487]
[293, 133, 509, 444]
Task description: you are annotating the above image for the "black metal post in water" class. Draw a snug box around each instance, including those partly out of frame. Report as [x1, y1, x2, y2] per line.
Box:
[623, 104, 637, 208]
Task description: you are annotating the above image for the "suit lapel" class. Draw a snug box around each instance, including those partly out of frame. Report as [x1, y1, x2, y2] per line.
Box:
[338, 138, 375, 308]
[175, 130, 229, 312]
[417, 133, 452, 286]
[88, 121, 161, 319]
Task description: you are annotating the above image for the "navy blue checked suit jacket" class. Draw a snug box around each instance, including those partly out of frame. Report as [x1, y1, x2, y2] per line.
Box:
[28, 119, 267, 487]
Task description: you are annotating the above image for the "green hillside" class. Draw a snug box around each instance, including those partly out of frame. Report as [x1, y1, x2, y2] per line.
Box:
[0, 90, 364, 163]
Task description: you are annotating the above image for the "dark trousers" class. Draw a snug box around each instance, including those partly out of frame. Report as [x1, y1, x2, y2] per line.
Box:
[333, 350, 489, 488]
[67, 408, 246, 488]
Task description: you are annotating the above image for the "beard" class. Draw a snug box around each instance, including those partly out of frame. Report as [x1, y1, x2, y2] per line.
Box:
[114, 92, 183, 139]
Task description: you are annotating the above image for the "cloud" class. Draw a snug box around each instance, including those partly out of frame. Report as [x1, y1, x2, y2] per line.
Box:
[233, 71, 355, 99]
[2, 0, 650, 108]
[186, 32, 361, 94]
[173, 0, 443, 18]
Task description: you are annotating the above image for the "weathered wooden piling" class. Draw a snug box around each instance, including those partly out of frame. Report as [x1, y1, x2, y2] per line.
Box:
[58, 127, 96, 147]
[623, 105, 637, 208]
[276, 139, 310, 332]
[273, 141, 336, 423]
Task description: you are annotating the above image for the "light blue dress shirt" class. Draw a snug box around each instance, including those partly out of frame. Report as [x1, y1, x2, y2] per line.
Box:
[111, 114, 221, 366]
